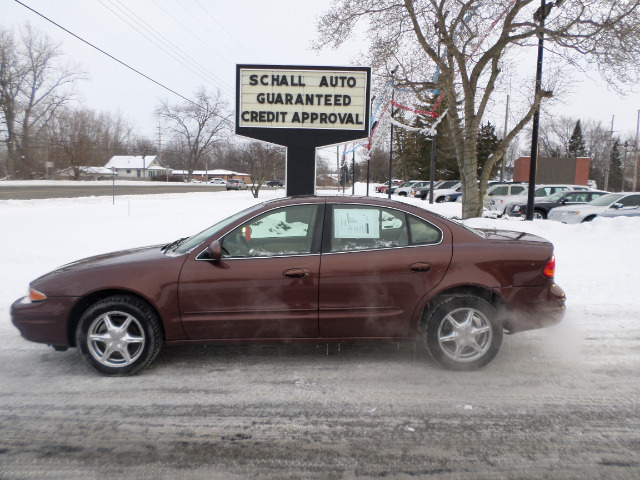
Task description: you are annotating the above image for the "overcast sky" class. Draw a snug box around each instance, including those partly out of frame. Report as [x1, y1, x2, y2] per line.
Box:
[4, 0, 640, 150]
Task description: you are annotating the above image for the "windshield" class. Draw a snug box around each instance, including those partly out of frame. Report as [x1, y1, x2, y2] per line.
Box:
[438, 180, 458, 189]
[588, 193, 624, 206]
[173, 203, 264, 254]
[546, 191, 568, 202]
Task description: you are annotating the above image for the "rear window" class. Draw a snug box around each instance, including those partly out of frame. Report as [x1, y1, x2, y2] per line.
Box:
[329, 206, 442, 252]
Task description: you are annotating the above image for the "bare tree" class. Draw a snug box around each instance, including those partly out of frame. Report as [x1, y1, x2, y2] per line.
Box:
[155, 87, 231, 181]
[47, 108, 135, 178]
[220, 140, 285, 197]
[0, 24, 82, 179]
[537, 115, 577, 157]
[315, 0, 640, 217]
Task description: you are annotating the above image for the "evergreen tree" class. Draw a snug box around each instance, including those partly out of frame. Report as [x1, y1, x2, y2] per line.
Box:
[476, 122, 501, 179]
[568, 120, 587, 157]
[608, 140, 623, 191]
[395, 106, 459, 181]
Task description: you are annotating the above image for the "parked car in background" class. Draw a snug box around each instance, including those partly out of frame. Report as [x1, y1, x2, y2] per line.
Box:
[505, 190, 610, 219]
[410, 180, 460, 200]
[11, 196, 565, 376]
[395, 180, 429, 196]
[414, 181, 461, 201]
[483, 183, 527, 208]
[445, 191, 463, 202]
[548, 192, 640, 223]
[226, 179, 248, 190]
[266, 179, 284, 187]
[389, 181, 416, 195]
[375, 180, 403, 193]
[209, 178, 226, 185]
[487, 185, 590, 216]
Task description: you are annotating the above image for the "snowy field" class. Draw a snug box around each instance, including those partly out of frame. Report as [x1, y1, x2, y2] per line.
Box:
[1, 181, 639, 359]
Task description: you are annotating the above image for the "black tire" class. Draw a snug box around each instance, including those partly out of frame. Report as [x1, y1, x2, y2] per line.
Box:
[75, 295, 163, 376]
[533, 209, 547, 219]
[435, 197, 446, 203]
[422, 295, 503, 371]
[583, 215, 597, 222]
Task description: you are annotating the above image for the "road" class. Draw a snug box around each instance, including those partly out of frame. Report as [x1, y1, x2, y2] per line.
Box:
[0, 182, 228, 200]
[1, 308, 639, 479]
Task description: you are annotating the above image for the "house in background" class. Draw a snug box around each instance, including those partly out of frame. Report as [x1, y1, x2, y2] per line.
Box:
[104, 155, 162, 180]
[54, 166, 115, 181]
[172, 169, 251, 183]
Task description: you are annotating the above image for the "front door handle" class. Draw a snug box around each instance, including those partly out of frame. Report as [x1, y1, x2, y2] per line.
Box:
[283, 268, 311, 279]
[410, 262, 431, 273]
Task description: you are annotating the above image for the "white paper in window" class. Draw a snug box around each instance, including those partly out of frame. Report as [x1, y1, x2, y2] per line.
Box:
[334, 208, 379, 238]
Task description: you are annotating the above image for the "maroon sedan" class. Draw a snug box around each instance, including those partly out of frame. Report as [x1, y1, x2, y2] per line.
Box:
[11, 196, 565, 375]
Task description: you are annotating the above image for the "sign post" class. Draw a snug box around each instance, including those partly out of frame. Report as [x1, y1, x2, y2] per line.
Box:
[236, 65, 371, 196]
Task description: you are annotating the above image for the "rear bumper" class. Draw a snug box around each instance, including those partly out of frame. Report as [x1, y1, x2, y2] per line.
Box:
[498, 283, 566, 334]
[10, 296, 77, 346]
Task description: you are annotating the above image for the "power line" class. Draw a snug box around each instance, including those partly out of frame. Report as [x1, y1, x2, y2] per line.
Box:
[99, 0, 234, 97]
[191, 0, 257, 61]
[174, 0, 252, 64]
[14, 0, 205, 110]
[151, 0, 244, 73]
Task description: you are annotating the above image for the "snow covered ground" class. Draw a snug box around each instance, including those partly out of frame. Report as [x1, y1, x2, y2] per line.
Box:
[2, 181, 639, 478]
[1, 182, 639, 360]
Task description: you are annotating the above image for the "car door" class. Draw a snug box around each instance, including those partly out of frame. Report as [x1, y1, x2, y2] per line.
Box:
[318, 204, 452, 338]
[615, 194, 640, 210]
[178, 203, 323, 340]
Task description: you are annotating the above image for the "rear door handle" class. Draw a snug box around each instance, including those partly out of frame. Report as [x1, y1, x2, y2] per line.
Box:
[410, 262, 431, 273]
[283, 268, 311, 279]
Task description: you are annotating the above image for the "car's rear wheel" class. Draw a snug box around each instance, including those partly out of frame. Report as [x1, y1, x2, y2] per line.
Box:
[422, 295, 503, 371]
[76, 295, 163, 376]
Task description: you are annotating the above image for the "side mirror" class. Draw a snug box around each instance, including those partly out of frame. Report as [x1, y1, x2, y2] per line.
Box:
[206, 240, 222, 261]
[612, 203, 623, 209]
[560, 198, 566, 204]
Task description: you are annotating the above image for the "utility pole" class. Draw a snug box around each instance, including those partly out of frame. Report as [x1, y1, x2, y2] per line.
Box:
[352, 150, 355, 195]
[158, 122, 168, 182]
[526, 0, 547, 221]
[336, 145, 340, 191]
[604, 115, 614, 191]
[634, 110, 639, 192]
[501, 95, 510, 181]
[388, 66, 398, 199]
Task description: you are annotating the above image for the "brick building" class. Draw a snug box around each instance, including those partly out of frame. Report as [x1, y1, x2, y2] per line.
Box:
[513, 156, 590, 185]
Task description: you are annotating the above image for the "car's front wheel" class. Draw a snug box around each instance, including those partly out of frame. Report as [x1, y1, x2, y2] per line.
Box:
[75, 295, 163, 376]
[422, 295, 503, 370]
[533, 209, 547, 220]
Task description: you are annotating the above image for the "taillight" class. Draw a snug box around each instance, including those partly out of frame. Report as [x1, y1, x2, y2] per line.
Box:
[543, 255, 555, 278]
[28, 287, 47, 302]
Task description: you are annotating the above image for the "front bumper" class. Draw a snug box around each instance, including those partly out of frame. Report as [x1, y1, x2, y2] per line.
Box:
[10, 296, 78, 347]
